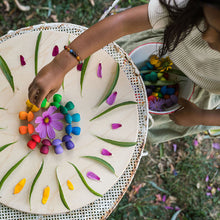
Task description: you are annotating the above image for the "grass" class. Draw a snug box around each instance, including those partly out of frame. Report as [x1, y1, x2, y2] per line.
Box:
[0, 1, 219, 219]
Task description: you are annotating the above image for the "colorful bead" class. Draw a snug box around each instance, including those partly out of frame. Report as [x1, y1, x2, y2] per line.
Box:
[52, 139, 62, 146]
[42, 139, 52, 146]
[27, 124, 35, 134]
[62, 135, 72, 142]
[65, 140, 75, 150]
[72, 126, 81, 135]
[31, 134, 41, 143]
[27, 140, 36, 150]
[54, 145, 63, 154]
[40, 145, 49, 154]
[60, 105, 68, 115]
[65, 125, 72, 135]
[53, 94, 62, 103]
[19, 126, 28, 135]
[65, 101, 75, 111]
[41, 98, 50, 108]
[50, 102, 60, 109]
[65, 114, 72, 124]
[72, 113, 80, 122]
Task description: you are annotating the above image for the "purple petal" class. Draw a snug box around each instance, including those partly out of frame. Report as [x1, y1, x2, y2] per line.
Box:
[47, 106, 57, 115]
[207, 186, 212, 190]
[217, 187, 220, 191]
[206, 192, 212, 196]
[173, 144, 177, 152]
[86, 171, 100, 181]
[35, 116, 43, 124]
[101, 148, 112, 156]
[50, 113, 64, 121]
[162, 195, 166, 202]
[212, 143, 220, 150]
[50, 120, 63, 131]
[194, 139, 199, 147]
[77, 63, 83, 71]
[164, 206, 174, 210]
[47, 125, 56, 139]
[205, 175, 209, 182]
[52, 45, 59, 56]
[175, 207, 181, 211]
[106, 91, 117, 105]
[111, 123, 122, 129]
[97, 63, 102, 78]
[36, 124, 47, 139]
[20, 55, 26, 66]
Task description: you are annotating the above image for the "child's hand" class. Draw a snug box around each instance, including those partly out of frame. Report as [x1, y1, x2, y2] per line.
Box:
[169, 98, 204, 126]
[28, 60, 65, 107]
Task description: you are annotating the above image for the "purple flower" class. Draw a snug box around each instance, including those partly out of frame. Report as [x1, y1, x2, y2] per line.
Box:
[212, 142, 220, 150]
[35, 106, 64, 139]
[205, 175, 209, 182]
[162, 195, 166, 202]
[207, 186, 212, 190]
[193, 139, 199, 147]
[206, 192, 212, 196]
[106, 91, 117, 105]
[165, 206, 174, 210]
[173, 144, 177, 152]
[149, 99, 165, 111]
[52, 45, 59, 56]
[217, 187, 220, 191]
[97, 63, 102, 78]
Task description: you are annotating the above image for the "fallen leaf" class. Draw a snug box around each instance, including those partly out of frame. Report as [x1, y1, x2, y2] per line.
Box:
[89, 0, 95, 6]
[3, 0, 10, 11]
[51, 14, 58, 22]
[14, 0, 30, 11]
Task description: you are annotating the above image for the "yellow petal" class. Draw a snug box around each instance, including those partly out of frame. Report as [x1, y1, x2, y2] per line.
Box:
[67, 180, 74, 190]
[14, 178, 26, 194]
[42, 186, 50, 204]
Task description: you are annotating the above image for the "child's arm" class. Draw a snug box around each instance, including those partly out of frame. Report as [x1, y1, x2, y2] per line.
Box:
[28, 4, 151, 107]
[169, 98, 220, 126]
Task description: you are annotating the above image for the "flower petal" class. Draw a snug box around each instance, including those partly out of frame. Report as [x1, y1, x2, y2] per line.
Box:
[77, 63, 83, 71]
[97, 63, 102, 78]
[35, 116, 43, 124]
[47, 106, 57, 115]
[52, 45, 59, 56]
[106, 91, 117, 105]
[47, 125, 56, 139]
[86, 171, 100, 181]
[101, 148, 112, 156]
[20, 55, 26, 66]
[165, 206, 174, 210]
[50, 120, 63, 131]
[50, 113, 64, 121]
[193, 139, 199, 147]
[205, 175, 209, 182]
[111, 123, 122, 129]
[36, 124, 47, 139]
[212, 143, 220, 150]
[162, 195, 166, 202]
[173, 144, 177, 152]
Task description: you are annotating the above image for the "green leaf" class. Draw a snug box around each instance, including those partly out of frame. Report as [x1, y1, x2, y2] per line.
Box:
[80, 56, 91, 95]
[95, 135, 136, 147]
[98, 63, 120, 106]
[56, 167, 70, 210]
[29, 160, 44, 207]
[0, 141, 17, 152]
[144, 80, 176, 86]
[171, 210, 182, 220]
[148, 181, 170, 195]
[0, 107, 6, 110]
[0, 152, 31, 191]
[35, 31, 42, 76]
[168, 68, 186, 77]
[0, 55, 14, 92]
[90, 101, 137, 121]
[69, 162, 103, 197]
[82, 156, 115, 174]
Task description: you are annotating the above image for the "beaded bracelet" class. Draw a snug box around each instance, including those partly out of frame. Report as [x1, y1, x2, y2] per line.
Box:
[64, 46, 82, 63]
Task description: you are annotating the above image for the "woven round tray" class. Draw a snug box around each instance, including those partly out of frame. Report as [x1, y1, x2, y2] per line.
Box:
[0, 23, 148, 220]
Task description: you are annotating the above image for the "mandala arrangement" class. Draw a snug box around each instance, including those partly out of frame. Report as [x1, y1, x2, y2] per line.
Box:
[0, 30, 139, 213]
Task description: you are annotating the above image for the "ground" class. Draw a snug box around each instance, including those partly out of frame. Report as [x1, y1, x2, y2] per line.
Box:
[0, 1, 219, 219]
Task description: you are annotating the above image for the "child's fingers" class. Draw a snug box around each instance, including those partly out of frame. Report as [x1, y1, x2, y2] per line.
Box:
[178, 97, 189, 106]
